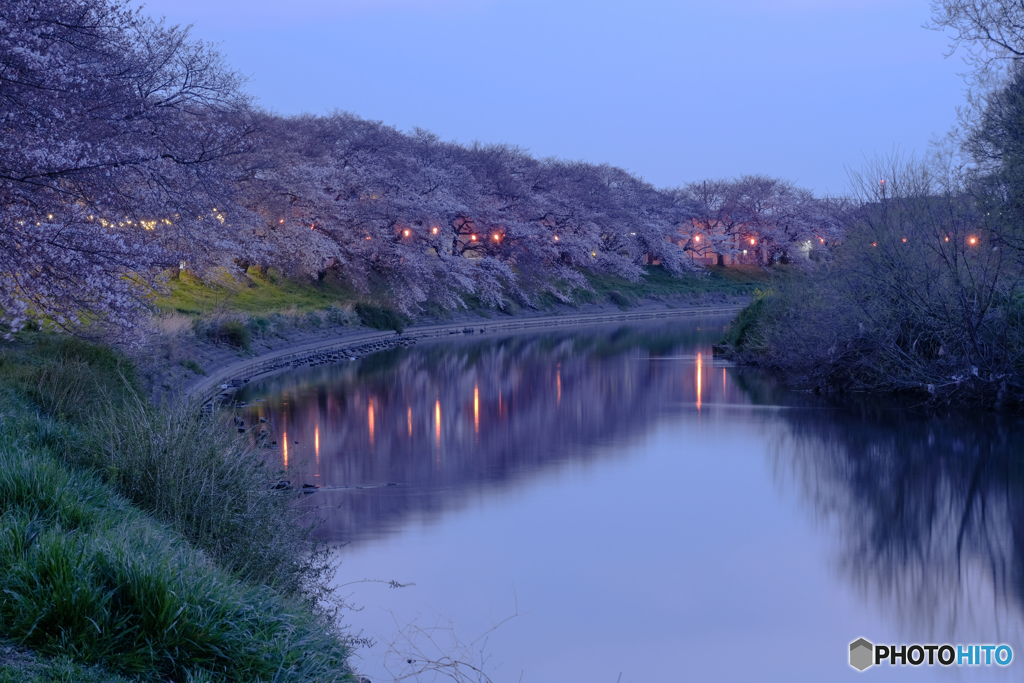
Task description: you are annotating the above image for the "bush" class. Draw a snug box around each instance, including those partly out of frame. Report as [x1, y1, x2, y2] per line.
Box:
[354, 303, 406, 333]
[325, 304, 355, 326]
[246, 316, 270, 338]
[608, 290, 632, 309]
[212, 319, 251, 351]
[179, 358, 206, 376]
[722, 289, 772, 350]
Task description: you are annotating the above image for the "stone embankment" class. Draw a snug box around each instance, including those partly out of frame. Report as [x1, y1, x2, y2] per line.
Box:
[185, 304, 743, 406]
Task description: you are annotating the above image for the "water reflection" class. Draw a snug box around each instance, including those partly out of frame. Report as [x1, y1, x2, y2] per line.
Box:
[235, 318, 737, 544]
[769, 399, 1024, 644]
[233, 318, 1024, 679]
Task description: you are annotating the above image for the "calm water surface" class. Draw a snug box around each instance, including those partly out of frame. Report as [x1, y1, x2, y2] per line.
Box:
[236, 316, 1024, 682]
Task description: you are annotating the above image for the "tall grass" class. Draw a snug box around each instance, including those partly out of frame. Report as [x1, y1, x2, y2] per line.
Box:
[0, 335, 355, 681]
[81, 393, 330, 597]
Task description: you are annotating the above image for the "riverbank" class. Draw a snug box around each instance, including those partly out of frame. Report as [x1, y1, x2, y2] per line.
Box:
[166, 299, 746, 406]
[139, 263, 765, 404]
[0, 290, 744, 681]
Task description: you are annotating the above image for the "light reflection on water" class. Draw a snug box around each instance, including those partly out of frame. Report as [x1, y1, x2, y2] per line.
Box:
[236, 317, 1024, 682]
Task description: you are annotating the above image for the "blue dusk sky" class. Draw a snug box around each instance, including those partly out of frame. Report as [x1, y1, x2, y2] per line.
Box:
[140, 0, 968, 195]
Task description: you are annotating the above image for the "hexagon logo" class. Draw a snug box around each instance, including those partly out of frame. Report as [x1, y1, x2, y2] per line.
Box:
[850, 638, 874, 671]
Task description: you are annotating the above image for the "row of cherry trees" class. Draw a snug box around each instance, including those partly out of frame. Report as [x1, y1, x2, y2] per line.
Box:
[1, 0, 837, 334]
[230, 113, 842, 313]
[1, 0, 257, 335]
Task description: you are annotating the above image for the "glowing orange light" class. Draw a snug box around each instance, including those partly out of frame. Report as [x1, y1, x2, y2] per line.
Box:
[282, 431, 288, 470]
[470, 234, 477, 241]
[872, 242, 877, 247]
[311, 224, 315, 230]
[694, 235, 700, 242]
[473, 384, 479, 434]
[315, 426, 320, 464]
[902, 238, 907, 243]
[435, 400, 441, 444]
[969, 236, 978, 245]
[365, 236, 371, 240]
[945, 236, 949, 242]
[492, 234, 500, 241]
[403, 229, 410, 237]
[750, 238, 756, 245]
[557, 369, 562, 405]
[432, 227, 438, 234]
[407, 406, 412, 437]
[696, 352, 702, 412]
[820, 238, 825, 244]
[279, 219, 284, 224]
[368, 399, 375, 446]
[554, 235, 559, 241]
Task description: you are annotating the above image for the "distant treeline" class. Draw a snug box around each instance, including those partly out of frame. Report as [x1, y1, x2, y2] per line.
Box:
[1, 0, 837, 335]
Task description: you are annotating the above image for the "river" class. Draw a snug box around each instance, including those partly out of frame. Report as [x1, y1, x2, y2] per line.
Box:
[235, 314, 1024, 682]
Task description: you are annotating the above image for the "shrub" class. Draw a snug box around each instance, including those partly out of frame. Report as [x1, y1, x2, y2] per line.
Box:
[354, 303, 406, 333]
[325, 304, 355, 326]
[213, 319, 251, 351]
[246, 316, 270, 338]
[722, 289, 772, 351]
[179, 359, 206, 376]
[608, 290, 632, 309]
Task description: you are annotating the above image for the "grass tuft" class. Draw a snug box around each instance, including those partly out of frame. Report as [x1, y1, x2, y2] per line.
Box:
[354, 303, 406, 333]
[0, 335, 355, 681]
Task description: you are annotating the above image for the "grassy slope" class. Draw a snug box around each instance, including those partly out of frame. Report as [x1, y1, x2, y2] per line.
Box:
[0, 336, 353, 682]
[159, 264, 771, 321]
[158, 268, 358, 316]
[577, 265, 770, 304]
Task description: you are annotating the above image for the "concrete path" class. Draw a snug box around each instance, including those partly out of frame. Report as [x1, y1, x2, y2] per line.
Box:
[184, 304, 743, 405]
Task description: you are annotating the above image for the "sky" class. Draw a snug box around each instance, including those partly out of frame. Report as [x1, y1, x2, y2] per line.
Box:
[139, 0, 969, 196]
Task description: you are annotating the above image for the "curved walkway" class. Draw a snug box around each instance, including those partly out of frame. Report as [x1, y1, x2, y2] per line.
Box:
[184, 304, 744, 406]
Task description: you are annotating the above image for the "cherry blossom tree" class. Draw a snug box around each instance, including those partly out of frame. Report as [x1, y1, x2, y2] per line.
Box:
[0, 0, 254, 335]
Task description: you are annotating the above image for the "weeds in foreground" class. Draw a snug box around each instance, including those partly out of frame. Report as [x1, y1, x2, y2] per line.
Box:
[378, 596, 519, 683]
[0, 641, 134, 683]
[0, 334, 354, 681]
[80, 391, 334, 598]
[0, 410, 352, 682]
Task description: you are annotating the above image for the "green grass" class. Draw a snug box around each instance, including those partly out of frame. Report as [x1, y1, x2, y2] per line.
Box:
[179, 358, 207, 376]
[0, 334, 354, 682]
[354, 303, 407, 333]
[575, 264, 772, 306]
[157, 269, 359, 317]
[155, 264, 771, 324]
[0, 642, 135, 683]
